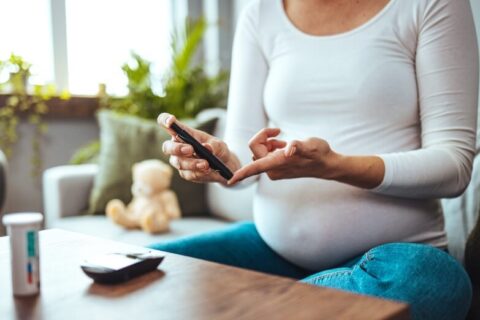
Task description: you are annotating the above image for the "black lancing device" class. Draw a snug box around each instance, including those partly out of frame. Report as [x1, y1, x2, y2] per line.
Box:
[170, 122, 233, 180]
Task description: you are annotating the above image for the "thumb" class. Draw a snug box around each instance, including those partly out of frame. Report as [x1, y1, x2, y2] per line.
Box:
[284, 140, 301, 158]
[202, 143, 214, 153]
[202, 141, 231, 163]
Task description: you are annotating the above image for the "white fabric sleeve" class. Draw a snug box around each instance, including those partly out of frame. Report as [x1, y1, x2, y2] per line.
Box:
[372, 0, 479, 199]
[223, 1, 269, 187]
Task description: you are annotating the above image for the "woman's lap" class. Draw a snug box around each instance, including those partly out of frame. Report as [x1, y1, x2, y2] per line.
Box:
[148, 221, 310, 279]
[149, 222, 472, 320]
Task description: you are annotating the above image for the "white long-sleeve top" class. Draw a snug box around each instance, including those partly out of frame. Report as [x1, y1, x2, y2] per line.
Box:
[224, 0, 479, 270]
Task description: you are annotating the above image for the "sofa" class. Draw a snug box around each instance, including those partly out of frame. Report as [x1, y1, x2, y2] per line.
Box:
[42, 110, 480, 263]
[42, 110, 256, 247]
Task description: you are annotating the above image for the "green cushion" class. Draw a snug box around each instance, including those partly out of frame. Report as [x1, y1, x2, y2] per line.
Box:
[87, 110, 217, 216]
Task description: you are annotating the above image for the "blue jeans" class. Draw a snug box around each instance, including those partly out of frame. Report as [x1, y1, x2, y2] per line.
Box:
[149, 222, 472, 320]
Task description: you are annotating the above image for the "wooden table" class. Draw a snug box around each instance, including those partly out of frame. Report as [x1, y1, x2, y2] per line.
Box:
[0, 229, 409, 320]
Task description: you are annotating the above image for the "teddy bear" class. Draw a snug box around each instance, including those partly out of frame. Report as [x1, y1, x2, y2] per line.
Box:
[106, 159, 181, 233]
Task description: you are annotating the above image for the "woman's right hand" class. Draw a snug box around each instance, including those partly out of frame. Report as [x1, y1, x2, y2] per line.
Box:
[157, 113, 239, 184]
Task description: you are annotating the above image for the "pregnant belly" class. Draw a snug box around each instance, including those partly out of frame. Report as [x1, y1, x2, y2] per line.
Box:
[253, 175, 445, 271]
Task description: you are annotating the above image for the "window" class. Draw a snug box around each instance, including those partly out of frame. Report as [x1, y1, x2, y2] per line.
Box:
[0, 0, 172, 96]
[65, 0, 172, 95]
[0, 0, 236, 97]
[0, 0, 55, 85]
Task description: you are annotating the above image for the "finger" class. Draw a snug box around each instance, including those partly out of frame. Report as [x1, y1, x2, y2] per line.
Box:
[228, 159, 271, 185]
[162, 140, 194, 156]
[179, 169, 201, 182]
[179, 168, 223, 183]
[253, 127, 281, 140]
[284, 140, 300, 157]
[228, 152, 284, 185]
[158, 113, 211, 143]
[210, 139, 230, 161]
[203, 143, 213, 153]
[249, 128, 281, 146]
[201, 141, 231, 165]
[249, 128, 281, 158]
[157, 113, 178, 137]
[169, 156, 209, 171]
[179, 158, 210, 171]
[169, 156, 181, 170]
[266, 139, 287, 152]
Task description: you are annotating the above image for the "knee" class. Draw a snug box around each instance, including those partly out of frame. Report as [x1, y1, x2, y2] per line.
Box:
[357, 243, 472, 320]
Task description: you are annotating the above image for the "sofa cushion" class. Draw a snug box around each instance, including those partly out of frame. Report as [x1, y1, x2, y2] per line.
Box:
[88, 110, 217, 217]
[49, 215, 232, 246]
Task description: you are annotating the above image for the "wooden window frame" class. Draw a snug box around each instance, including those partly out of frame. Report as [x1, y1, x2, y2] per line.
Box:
[0, 94, 99, 119]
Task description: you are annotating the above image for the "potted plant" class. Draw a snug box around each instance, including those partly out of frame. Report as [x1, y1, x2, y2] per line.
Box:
[71, 18, 229, 164]
[108, 17, 228, 119]
[0, 54, 68, 176]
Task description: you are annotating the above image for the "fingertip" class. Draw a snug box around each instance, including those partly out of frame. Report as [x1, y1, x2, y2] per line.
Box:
[229, 177, 240, 185]
[157, 113, 176, 127]
[227, 173, 239, 185]
[270, 127, 281, 136]
[157, 113, 169, 125]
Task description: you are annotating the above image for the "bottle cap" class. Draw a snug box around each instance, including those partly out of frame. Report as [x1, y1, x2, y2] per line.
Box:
[2, 212, 43, 226]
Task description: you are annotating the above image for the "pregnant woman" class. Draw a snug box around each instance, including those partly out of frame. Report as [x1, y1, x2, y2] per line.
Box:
[153, 0, 479, 318]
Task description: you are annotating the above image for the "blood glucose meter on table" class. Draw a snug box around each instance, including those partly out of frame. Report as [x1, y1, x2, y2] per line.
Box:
[80, 252, 164, 284]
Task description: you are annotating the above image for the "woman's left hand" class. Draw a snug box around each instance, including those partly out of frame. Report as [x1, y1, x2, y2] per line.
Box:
[228, 130, 340, 185]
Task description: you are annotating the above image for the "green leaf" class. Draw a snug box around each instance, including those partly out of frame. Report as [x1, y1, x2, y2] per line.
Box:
[69, 140, 101, 165]
[103, 17, 228, 121]
[59, 89, 71, 100]
[172, 17, 207, 74]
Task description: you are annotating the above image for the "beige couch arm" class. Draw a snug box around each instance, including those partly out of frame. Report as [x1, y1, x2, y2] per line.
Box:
[42, 164, 98, 226]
